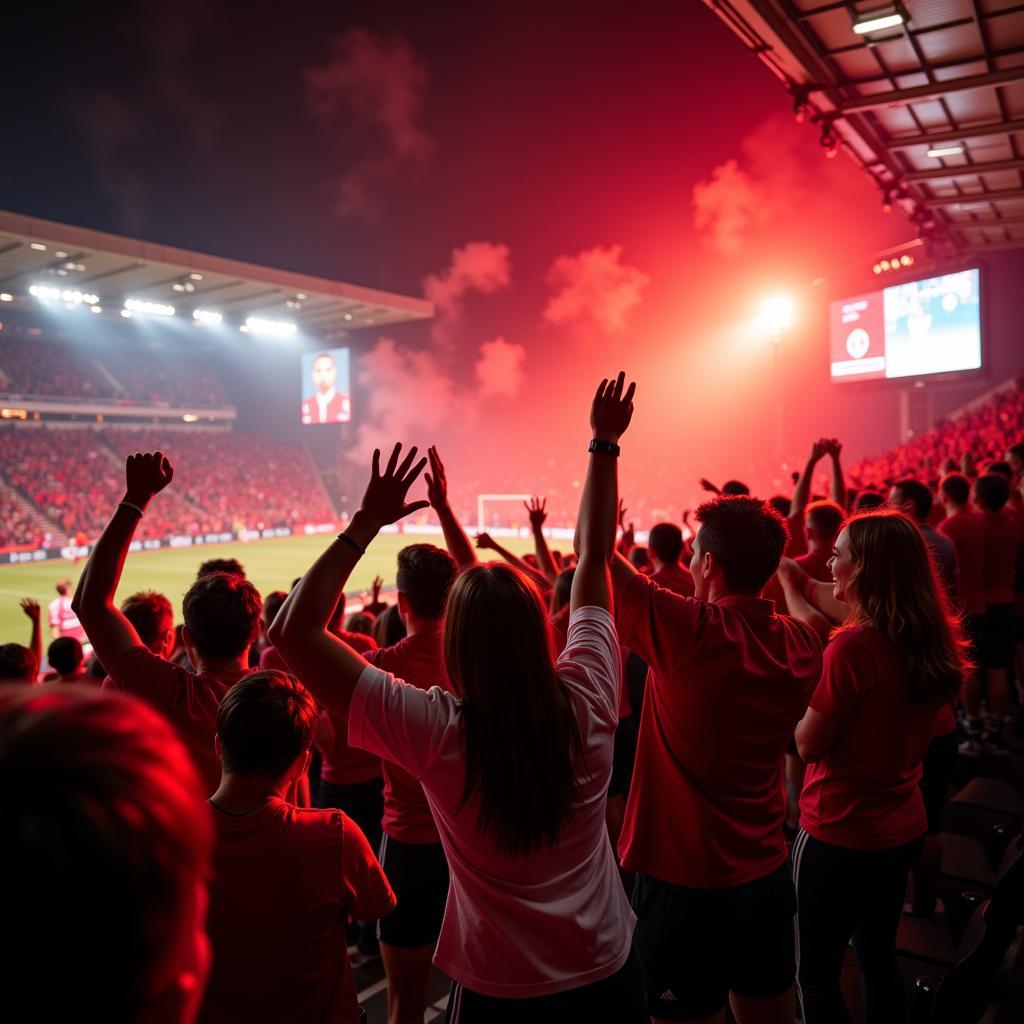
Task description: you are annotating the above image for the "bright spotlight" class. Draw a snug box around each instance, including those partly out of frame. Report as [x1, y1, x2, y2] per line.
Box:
[244, 315, 296, 338]
[90, 305, 102, 314]
[758, 296, 794, 337]
[852, 10, 903, 34]
[124, 297, 175, 317]
[193, 308, 223, 326]
[0, 293, 12, 302]
[29, 242, 47, 251]
[927, 145, 964, 159]
[29, 284, 99, 306]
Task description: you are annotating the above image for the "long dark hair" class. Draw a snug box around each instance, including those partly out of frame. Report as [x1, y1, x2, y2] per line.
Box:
[445, 563, 584, 856]
[840, 509, 970, 706]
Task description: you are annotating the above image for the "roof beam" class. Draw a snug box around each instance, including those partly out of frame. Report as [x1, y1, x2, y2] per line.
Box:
[886, 118, 1024, 151]
[959, 240, 1024, 252]
[903, 157, 1024, 182]
[835, 68, 1024, 114]
[921, 187, 1024, 208]
[949, 215, 1024, 229]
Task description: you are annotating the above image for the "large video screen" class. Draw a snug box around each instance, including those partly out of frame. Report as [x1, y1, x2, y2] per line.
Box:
[300, 347, 351, 425]
[829, 268, 981, 384]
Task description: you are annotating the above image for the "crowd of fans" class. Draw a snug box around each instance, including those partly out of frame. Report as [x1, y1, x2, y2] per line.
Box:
[0, 486, 47, 548]
[0, 327, 229, 407]
[1, 368, 1022, 1024]
[0, 427, 336, 545]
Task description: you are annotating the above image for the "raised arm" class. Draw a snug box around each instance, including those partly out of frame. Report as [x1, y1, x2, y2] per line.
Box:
[474, 532, 552, 592]
[72, 453, 173, 672]
[572, 372, 635, 612]
[791, 439, 828, 522]
[525, 497, 558, 582]
[20, 599, 42, 675]
[270, 444, 429, 719]
[616, 500, 635, 557]
[778, 557, 848, 625]
[424, 446, 477, 569]
[825, 438, 846, 508]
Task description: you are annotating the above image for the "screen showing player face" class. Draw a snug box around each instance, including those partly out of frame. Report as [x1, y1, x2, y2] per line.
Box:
[300, 347, 351, 425]
[829, 267, 981, 384]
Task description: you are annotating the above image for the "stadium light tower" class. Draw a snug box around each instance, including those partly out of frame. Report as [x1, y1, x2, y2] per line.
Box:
[758, 295, 795, 463]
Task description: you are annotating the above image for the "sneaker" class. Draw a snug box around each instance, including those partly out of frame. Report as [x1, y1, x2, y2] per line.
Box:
[959, 735, 983, 757]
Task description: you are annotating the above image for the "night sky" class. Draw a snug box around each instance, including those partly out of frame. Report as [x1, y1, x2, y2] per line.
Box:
[2, 1, 971, 511]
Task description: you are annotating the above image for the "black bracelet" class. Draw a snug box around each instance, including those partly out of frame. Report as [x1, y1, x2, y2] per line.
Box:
[588, 438, 621, 457]
[336, 532, 366, 556]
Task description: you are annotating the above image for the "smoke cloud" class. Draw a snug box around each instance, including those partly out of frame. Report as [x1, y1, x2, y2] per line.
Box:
[423, 241, 512, 346]
[304, 29, 430, 218]
[475, 337, 526, 399]
[543, 245, 650, 333]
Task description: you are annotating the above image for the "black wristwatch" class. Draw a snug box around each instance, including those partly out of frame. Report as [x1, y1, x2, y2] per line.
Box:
[588, 438, 621, 457]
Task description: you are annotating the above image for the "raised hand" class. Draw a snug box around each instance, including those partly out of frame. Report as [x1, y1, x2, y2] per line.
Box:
[359, 443, 430, 529]
[590, 372, 636, 442]
[372, 575, 383, 602]
[424, 446, 449, 510]
[699, 478, 720, 495]
[809, 439, 829, 463]
[124, 451, 174, 507]
[525, 496, 547, 530]
[474, 532, 496, 550]
[19, 598, 40, 622]
[827, 437, 843, 458]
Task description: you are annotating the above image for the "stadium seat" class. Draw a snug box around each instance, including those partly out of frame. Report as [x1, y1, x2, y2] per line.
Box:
[904, 900, 1016, 1024]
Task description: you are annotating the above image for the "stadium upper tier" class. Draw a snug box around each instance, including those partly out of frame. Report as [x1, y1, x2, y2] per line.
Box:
[0, 426, 336, 549]
[0, 331, 229, 408]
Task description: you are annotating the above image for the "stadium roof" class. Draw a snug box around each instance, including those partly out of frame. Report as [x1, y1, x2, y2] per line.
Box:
[0, 209, 433, 332]
[705, 0, 1024, 257]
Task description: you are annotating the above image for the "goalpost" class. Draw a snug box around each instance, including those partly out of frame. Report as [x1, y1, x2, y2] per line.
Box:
[476, 493, 532, 534]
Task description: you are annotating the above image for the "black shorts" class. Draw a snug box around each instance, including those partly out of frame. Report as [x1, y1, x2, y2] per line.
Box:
[920, 730, 958, 835]
[377, 834, 449, 948]
[979, 604, 1016, 670]
[632, 862, 796, 1020]
[962, 614, 985, 667]
[445, 945, 645, 1023]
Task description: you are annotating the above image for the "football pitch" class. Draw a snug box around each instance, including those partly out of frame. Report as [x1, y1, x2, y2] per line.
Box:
[0, 532, 538, 644]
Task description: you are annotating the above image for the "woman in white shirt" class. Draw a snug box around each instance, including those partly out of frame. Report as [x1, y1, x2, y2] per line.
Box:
[272, 373, 643, 1022]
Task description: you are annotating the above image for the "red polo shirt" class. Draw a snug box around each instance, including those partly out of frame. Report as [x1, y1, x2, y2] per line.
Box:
[201, 798, 395, 1023]
[365, 628, 451, 844]
[800, 626, 938, 848]
[650, 562, 695, 597]
[616, 571, 822, 888]
[980, 509, 1020, 605]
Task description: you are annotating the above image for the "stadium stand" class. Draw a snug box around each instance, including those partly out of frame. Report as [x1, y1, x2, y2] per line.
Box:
[851, 378, 1024, 489]
[0, 329, 229, 408]
[0, 426, 337, 547]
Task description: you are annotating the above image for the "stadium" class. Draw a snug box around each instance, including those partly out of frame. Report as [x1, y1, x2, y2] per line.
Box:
[2, 2, 1024, 1022]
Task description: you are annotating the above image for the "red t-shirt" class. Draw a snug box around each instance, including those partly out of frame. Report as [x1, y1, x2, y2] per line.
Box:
[616, 572, 822, 888]
[795, 547, 833, 583]
[938, 510, 986, 616]
[104, 646, 249, 795]
[979, 509, 1020, 605]
[201, 798, 395, 1024]
[650, 562, 695, 597]
[785, 514, 807, 558]
[365, 628, 451, 844]
[800, 626, 938, 848]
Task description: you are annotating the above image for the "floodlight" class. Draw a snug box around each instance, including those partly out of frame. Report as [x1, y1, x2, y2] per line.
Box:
[244, 316, 296, 338]
[852, 10, 903, 34]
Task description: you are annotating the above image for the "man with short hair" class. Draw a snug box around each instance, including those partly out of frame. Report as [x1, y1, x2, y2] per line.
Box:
[197, 557, 246, 580]
[48, 578, 87, 644]
[647, 523, 695, 596]
[44, 637, 88, 683]
[121, 590, 176, 658]
[0, 644, 37, 683]
[608, 496, 823, 1024]
[301, 351, 351, 424]
[73, 452, 262, 794]
[796, 500, 845, 582]
[889, 479, 958, 594]
[202, 671, 394, 1023]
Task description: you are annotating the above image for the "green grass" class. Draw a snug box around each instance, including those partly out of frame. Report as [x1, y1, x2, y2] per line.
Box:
[0, 532, 539, 645]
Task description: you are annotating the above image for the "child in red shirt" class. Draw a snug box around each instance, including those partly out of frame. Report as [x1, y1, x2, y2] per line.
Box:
[202, 671, 394, 1023]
